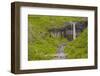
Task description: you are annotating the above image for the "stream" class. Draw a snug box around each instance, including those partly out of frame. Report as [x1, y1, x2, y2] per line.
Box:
[55, 43, 67, 59]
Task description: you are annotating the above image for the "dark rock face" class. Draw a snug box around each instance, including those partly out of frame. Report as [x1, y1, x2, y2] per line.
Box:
[48, 21, 87, 41]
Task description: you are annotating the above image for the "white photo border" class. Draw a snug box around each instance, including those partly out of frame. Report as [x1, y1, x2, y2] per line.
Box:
[20, 6, 95, 70]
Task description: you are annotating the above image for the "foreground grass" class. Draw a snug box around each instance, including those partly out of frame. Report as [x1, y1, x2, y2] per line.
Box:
[28, 37, 67, 60]
[64, 28, 88, 59]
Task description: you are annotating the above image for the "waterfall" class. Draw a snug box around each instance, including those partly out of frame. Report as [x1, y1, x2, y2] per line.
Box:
[73, 22, 76, 40]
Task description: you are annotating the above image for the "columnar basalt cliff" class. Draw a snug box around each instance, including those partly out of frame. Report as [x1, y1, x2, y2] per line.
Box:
[48, 21, 87, 41]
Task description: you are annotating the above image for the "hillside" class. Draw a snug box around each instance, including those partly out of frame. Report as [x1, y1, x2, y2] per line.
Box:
[28, 15, 88, 60]
[64, 28, 88, 59]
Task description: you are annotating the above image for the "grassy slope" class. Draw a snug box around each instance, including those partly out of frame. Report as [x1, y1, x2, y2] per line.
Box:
[28, 15, 87, 60]
[64, 28, 88, 59]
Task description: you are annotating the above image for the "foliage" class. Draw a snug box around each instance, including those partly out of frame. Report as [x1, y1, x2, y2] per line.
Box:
[28, 15, 88, 60]
[64, 28, 88, 59]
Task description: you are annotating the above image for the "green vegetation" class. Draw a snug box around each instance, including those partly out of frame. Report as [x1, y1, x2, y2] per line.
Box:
[28, 15, 88, 60]
[64, 28, 88, 59]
